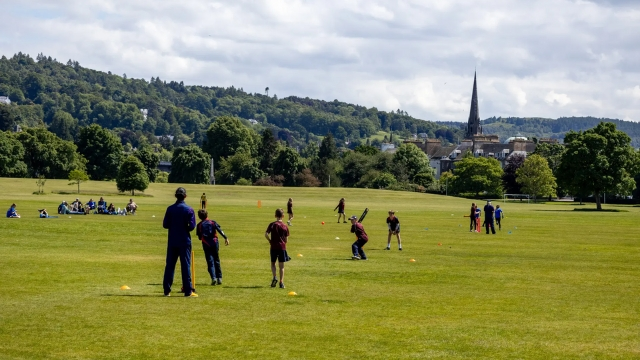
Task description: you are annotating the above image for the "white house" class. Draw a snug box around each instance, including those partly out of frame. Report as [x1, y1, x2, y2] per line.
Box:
[0, 96, 10, 105]
[140, 109, 148, 120]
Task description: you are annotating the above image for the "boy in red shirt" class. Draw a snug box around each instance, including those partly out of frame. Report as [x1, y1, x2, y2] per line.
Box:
[196, 209, 229, 285]
[349, 215, 368, 260]
[334, 198, 346, 223]
[265, 208, 291, 288]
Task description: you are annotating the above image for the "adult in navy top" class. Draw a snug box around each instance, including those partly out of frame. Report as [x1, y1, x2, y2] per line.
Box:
[483, 200, 496, 235]
[162, 187, 197, 297]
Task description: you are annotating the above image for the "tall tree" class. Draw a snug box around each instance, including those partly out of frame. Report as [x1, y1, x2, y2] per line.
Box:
[169, 144, 211, 184]
[117, 156, 149, 195]
[451, 153, 503, 196]
[340, 151, 371, 187]
[502, 153, 526, 194]
[16, 127, 86, 178]
[49, 110, 78, 141]
[133, 147, 160, 182]
[557, 122, 639, 210]
[0, 105, 16, 131]
[318, 133, 338, 161]
[77, 124, 124, 181]
[392, 143, 431, 180]
[203, 115, 256, 163]
[516, 154, 557, 202]
[0, 131, 28, 177]
[217, 150, 265, 184]
[258, 128, 278, 175]
[273, 146, 303, 186]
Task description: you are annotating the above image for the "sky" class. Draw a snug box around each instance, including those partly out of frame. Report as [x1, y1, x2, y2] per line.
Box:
[1, 0, 640, 122]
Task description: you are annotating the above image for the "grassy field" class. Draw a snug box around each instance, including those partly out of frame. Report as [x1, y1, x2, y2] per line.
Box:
[0, 178, 639, 359]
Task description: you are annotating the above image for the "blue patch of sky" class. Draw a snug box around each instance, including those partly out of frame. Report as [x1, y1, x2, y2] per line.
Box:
[7, 4, 63, 20]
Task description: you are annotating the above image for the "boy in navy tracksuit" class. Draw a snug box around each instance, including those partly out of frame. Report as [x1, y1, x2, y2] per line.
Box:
[196, 209, 229, 286]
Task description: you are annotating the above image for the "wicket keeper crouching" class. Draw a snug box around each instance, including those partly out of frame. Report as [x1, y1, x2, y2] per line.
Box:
[350, 215, 368, 260]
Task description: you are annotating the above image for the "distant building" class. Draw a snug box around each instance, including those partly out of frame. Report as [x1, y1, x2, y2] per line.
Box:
[13, 124, 21, 133]
[381, 143, 396, 153]
[412, 72, 559, 179]
[140, 109, 148, 120]
[158, 161, 172, 173]
[155, 135, 174, 142]
[0, 96, 10, 105]
[248, 119, 259, 125]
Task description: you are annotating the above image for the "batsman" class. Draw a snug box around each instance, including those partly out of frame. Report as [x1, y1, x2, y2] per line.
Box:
[350, 208, 369, 260]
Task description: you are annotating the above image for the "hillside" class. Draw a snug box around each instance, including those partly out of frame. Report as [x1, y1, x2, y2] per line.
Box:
[438, 117, 640, 147]
[0, 52, 464, 149]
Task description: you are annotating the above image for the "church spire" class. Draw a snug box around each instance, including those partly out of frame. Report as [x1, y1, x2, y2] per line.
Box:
[466, 72, 481, 138]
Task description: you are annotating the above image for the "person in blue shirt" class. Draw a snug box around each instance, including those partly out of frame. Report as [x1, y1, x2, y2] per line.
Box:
[495, 205, 504, 230]
[87, 199, 96, 210]
[6, 203, 20, 218]
[474, 206, 481, 232]
[162, 187, 197, 297]
[196, 209, 229, 286]
[483, 200, 496, 234]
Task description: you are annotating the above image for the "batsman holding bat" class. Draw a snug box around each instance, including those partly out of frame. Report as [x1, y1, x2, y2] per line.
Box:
[350, 208, 369, 260]
[385, 210, 402, 251]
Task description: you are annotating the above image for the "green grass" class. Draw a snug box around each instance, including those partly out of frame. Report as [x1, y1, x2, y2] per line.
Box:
[1, 178, 639, 359]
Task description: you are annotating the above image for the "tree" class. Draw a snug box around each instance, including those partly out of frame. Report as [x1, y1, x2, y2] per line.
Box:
[49, 110, 78, 141]
[116, 156, 149, 195]
[203, 116, 256, 163]
[354, 144, 379, 156]
[371, 172, 397, 188]
[217, 150, 265, 184]
[133, 147, 160, 182]
[258, 128, 279, 175]
[533, 142, 566, 196]
[77, 124, 123, 181]
[273, 146, 303, 186]
[451, 153, 503, 196]
[516, 154, 557, 202]
[0, 131, 28, 177]
[502, 153, 526, 194]
[341, 151, 371, 187]
[318, 133, 338, 161]
[68, 169, 89, 194]
[169, 144, 211, 184]
[392, 143, 430, 179]
[16, 127, 85, 178]
[413, 171, 435, 187]
[557, 122, 639, 210]
[0, 105, 16, 131]
[295, 168, 321, 187]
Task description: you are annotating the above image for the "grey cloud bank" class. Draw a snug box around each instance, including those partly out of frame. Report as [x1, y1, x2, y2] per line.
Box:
[1, 0, 639, 121]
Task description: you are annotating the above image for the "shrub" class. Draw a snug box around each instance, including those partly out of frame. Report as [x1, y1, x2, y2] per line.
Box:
[235, 178, 252, 186]
[254, 175, 285, 186]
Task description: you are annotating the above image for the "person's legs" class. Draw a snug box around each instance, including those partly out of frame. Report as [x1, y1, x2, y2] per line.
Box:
[212, 242, 222, 281]
[163, 246, 180, 295]
[357, 239, 367, 259]
[351, 241, 360, 258]
[278, 261, 285, 286]
[485, 220, 490, 234]
[386, 231, 391, 249]
[490, 220, 496, 234]
[202, 242, 215, 282]
[470, 217, 475, 231]
[396, 233, 402, 250]
[178, 245, 194, 295]
[496, 218, 501, 230]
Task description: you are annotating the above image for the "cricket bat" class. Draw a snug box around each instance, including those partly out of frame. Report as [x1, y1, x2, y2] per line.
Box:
[358, 208, 369, 223]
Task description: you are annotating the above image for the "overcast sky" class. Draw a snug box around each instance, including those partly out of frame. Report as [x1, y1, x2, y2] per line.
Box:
[1, 0, 639, 122]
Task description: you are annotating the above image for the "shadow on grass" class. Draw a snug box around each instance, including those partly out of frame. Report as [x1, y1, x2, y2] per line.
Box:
[101, 294, 164, 297]
[534, 209, 573, 212]
[224, 286, 264, 289]
[573, 208, 628, 212]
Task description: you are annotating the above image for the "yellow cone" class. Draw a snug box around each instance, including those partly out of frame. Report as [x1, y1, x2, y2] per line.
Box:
[120, 285, 131, 290]
[288, 291, 297, 296]
[409, 259, 416, 262]
[297, 254, 303, 257]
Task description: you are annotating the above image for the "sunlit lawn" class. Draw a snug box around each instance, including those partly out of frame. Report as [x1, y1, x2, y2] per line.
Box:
[0, 178, 638, 359]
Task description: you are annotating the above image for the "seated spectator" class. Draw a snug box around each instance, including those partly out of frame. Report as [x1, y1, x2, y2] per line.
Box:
[97, 197, 107, 214]
[107, 203, 116, 214]
[6, 203, 20, 218]
[87, 199, 96, 210]
[58, 201, 71, 215]
[126, 199, 138, 214]
[39, 209, 58, 218]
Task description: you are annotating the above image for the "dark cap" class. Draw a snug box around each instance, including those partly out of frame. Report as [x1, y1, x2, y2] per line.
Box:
[349, 215, 358, 220]
[175, 187, 187, 197]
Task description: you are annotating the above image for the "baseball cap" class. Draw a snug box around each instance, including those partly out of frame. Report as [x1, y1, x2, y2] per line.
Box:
[175, 187, 187, 197]
[348, 215, 358, 220]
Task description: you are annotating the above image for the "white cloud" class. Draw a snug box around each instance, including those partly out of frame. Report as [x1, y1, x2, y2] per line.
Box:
[544, 91, 572, 107]
[0, 0, 639, 121]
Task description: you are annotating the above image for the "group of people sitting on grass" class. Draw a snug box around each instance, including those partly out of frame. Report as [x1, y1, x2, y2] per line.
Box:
[56, 197, 138, 215]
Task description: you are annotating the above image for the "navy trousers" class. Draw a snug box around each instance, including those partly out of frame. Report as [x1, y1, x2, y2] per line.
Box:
[485, 218, 496, 234]
[163, 244, 193, 295]
[202, 241, 222, 280]
[352, 239, 368, 259]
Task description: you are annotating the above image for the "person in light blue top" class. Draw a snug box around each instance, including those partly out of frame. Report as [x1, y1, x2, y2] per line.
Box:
[495, 205, 504, 230]
[6, 203, 20, 218]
